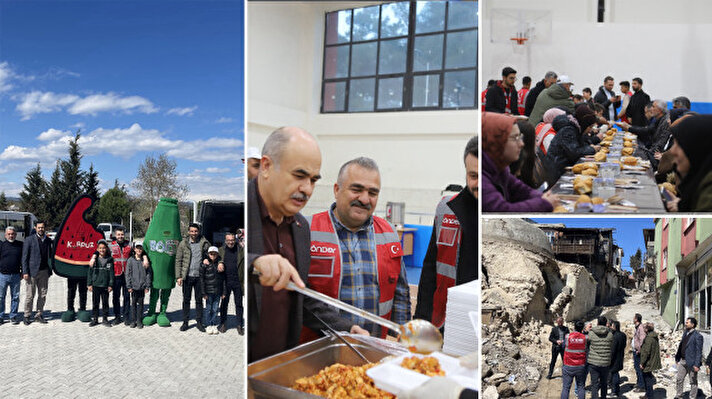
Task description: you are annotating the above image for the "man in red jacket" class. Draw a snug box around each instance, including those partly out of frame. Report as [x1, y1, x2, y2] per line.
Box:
[561, 320, 588, 399]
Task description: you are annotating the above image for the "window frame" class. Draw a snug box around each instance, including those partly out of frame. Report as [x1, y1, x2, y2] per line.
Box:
[320, 1, 477, 113]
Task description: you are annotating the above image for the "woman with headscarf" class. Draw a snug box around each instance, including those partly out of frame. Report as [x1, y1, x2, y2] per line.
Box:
[543, 105, 599, 184]
[535, 107, 566, 156]
[482, 112, 559, 212]
[667, 114, 712, 211]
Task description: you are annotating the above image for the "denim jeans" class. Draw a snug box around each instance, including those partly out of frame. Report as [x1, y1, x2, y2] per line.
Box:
[561, 365, 586, 399]
[633, 351, 645, 388]
[203, 294, 220, 326]
[610, 370, 621, 395]
[575, 364, 588, 396]
[0, 273, 21, 319]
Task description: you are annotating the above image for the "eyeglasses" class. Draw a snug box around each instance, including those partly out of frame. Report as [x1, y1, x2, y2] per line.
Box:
[509, 133, 523, 142]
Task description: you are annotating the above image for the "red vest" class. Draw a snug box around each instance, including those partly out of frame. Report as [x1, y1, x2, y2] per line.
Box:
[563, 332, 587, 366]
[535, 122, 557, 155]
[109, 240, 131, 276]
[481, 89, 488, 112]
[517, 87, 529, 115]
[304, 211, 403, 340]
[431, 195, 461, 328]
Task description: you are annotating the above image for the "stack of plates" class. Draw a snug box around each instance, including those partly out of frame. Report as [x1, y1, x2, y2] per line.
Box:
[442, 280, 478, 357]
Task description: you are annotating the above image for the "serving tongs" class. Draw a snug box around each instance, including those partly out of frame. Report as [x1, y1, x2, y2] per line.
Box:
[307, 307, 373, 364]
[288, 281, 443, 354]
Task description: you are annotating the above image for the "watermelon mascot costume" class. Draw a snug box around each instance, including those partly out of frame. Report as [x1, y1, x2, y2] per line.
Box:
[142, 198, 181, 327]
[53, 195, 105, 323]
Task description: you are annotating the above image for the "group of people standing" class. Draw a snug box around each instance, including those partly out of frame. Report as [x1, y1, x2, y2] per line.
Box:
[482, 66, 712, 212]
[0, 221, 245, 335]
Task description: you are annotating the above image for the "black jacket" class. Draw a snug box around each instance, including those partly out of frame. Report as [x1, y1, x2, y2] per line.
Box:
[414, 187, 477, 321]
[628, 90, 651, 127]
[549, 325, 569, 350]
[594, 86, 621, 120]
[247, 179, 353, 360]
[200, 260, 226, 296]
[485, 81, 519, 115]
[525, 80, 546, 116]
[611, 330, 627, 372]
[544, 115, 596, 184]
[630, 113, 671, 153]
[0, 239, 23, 274]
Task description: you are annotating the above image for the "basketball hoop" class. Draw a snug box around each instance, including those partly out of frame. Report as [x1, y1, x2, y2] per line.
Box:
[509, 32, 529, 45]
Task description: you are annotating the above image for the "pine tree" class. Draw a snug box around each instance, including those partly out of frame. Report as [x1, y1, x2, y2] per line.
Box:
[97, 180, 131, 225]
[84, 163, 101, 199]
[58, 132, 85, 219]
[0, 191, 8, 210]
[19, 163, 48, 222]
[45, 161, 65, 228]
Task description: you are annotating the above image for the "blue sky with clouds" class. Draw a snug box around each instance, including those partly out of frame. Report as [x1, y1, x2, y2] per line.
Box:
[0, 0, 244, 200]
[531, 218, 655, 271]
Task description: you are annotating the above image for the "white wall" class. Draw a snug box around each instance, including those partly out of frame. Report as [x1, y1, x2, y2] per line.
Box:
[482, 0, 712, 103]
[248, 1, 477, 223]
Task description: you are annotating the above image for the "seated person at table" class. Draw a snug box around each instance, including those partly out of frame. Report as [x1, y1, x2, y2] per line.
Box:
[510, 120, 547, 189]
[576, 103, 604, 146]
[618, 100, 670, 153]
[543, 106, 598, 184]
[482, 112, 559, 212]
[664, 114, 712, 212]
[535, 108, 566, 156]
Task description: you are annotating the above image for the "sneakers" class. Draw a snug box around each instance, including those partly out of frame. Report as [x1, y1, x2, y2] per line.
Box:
[124, 319, 131, 326]
[130, 322, 137, 328]
[237, 325, 244, 335]
[137, 323, 144, 329]
[0, 318, 4, 325]
[12, 317, 20, 325]
[180, 322, 189, 331]
[35, 314, 47, 324]
[218, 324, 227, 333]
[102, 318, 112, 327]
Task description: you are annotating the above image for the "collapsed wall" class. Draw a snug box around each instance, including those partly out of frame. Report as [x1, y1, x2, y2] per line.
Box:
[558, 261, 597, 321]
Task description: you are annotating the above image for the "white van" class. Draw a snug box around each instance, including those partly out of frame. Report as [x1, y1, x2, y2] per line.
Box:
[97, 223, 126, 241]
[0, 211, 37, 241]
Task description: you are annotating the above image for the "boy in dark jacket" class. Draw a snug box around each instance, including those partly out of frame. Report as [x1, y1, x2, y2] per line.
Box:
[200, 246, 226, 335]
[87, 240, 114, 327]
[125, 241, 152, 329]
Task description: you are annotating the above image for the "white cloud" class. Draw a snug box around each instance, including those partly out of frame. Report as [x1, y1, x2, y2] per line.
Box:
[215, 117, 233, 124]
[178, 172, 244, 201]
[68, 92, 158, 116]
[195, 167, 232, 174]
[0, 123, 244, 164]
[166, 106, 198, 116]
[0, 62, 14, 93]
[15, 91, 79, 120]
[14, 91, 158, 120]
[69, 122, 86, 130]
[37, 128, 71, 141]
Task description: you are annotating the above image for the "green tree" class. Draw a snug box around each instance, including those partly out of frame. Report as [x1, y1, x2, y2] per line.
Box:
[0, 191, 8, 210]
[630, 248, 642, 271]
[45, 161, 65, 228]
[19, 163, 48, 222]
[59, 132, 85, 215]
[96, 180, 131, 225]
[83, 163, 101, 224]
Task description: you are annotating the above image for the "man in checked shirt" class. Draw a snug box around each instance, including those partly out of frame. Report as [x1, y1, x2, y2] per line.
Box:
[304, 157, 411, 339]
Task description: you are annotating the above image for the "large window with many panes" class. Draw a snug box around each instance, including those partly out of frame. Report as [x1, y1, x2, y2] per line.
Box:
[321, 1, 477, 113]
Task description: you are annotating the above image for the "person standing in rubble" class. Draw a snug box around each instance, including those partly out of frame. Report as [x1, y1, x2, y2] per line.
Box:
[560, 320, 587, 399]
[587, 316, 614, 399]
[548, 317, 569, 379]
[675, 317, 703, 399]
[640, 322, 661, 399]
[632, 313, 647, 393]
[609, 320, 627, 397]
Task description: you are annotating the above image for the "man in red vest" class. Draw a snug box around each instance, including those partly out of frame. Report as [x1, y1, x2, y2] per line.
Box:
[414, 137, 477, 329]
[307, 157, 410, 338]
[561, 320, 588, 399]
[517, 76, 531, 115]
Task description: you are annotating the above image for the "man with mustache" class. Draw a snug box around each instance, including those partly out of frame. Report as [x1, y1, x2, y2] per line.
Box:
[304, 157, 410, 339]
[414, 136, 477, 329]
[247, 127, 368, 362]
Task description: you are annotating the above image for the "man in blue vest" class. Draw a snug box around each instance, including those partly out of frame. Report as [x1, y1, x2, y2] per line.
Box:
[307, 157, 410, 338]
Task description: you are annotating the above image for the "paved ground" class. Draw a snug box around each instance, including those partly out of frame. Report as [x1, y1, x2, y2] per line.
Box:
[0, 275, 245, 398]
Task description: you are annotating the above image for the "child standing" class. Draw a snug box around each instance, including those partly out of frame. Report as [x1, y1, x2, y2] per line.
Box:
[200, 246, 225, 335]
[125, 241, 152, 329]
[88, 240, 114, 327]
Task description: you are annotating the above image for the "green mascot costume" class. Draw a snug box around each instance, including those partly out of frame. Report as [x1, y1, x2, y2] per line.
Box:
[142, 198, 181, 327]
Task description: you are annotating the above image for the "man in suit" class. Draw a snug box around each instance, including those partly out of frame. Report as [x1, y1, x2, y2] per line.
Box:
[247, 127, 368, 362]
[675, 317, 704, 399]
[21, 220, 53, 325]
[547, 317, 569, 379]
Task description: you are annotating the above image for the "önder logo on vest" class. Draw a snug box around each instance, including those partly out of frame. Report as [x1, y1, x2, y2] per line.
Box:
[303, 211, 403, 340]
